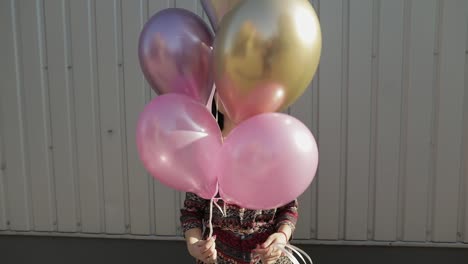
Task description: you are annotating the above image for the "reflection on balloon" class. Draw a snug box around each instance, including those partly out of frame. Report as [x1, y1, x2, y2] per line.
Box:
[213, 0, 322, 123]
[216, 76, 286, 124]
[139, 8, 214, 104]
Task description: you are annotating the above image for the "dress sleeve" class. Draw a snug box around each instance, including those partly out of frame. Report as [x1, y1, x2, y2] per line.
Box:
[180, 192, 208, 234]
[274, 199, 299, 231]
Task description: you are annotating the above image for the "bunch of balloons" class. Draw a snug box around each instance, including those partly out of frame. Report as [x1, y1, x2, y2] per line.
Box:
[136, 0, 322, 210]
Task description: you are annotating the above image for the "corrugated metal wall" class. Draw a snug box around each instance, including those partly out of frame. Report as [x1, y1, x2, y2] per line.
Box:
[0, 0, 467, 247]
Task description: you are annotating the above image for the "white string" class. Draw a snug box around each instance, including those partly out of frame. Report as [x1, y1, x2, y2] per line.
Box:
[208, 197, 227, 237]
[223, 200, 226, 216]
[207, 181, 226, 239]
[290, 247, 307, 264]
[286, 244, 313, 264]
[213, 199, 226, 217]
[270, 243, 314, 264]
[208, 197, 214, 238]
[208, 198, 227, 238]
[276, 246, 301, 264]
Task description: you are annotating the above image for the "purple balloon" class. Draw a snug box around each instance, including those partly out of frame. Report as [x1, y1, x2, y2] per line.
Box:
[138, 8, 214, 104]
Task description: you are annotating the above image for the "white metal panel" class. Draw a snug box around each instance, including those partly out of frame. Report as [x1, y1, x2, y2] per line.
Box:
[374, 0, 404, 241]
[95, 0, 127, 234]
[148, 0, 178, 236]
[0, 110, 5, 230]
[345, 0, 373, 241]
[308, 87, 319, 240]
[398, 0, 413, 243]
[0, 0, 31, 231]
[17, 0, 56, 232]
[366, 0, 379, 242]
[116, 0, 132, 236]
[176, 0, 198, 12]
[198, 0, 211, 27]
[290, 81, 315, 239]
[308, 0, 320, 240]
[43, 0, 79, 232]
[402, 0, 437, 242]
[432, 0, 467, 243]
[122, 0, 153, 235]
[464, 11, 468, 243]
[69, 0, 103, 234]
[452, 0, 467, 244]
[316, 0, 343, 240]
[460, 57, 468, 243]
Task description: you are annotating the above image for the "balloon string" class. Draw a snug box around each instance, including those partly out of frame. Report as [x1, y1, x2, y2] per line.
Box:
[269, 243, 314, 264]
[208, 182, 225, 238]
[213, 199, 225, 216]
[208, 196, 214, 238]
[213, 85, 218, 123]
[223, 200, 226, 216]
[287, 244, 311, 264]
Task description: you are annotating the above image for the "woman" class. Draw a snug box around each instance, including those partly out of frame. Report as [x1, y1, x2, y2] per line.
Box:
[180, 96, 298, 264]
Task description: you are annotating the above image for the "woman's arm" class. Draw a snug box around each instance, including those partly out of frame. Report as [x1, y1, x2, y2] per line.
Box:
[180, 193, 217, 263]
[180, 192, 207, 236]
[253, 200, 299, 263]
[277, 223, 293, 241]
[275, 199, 299, 240]
[184, 227, 203, 244]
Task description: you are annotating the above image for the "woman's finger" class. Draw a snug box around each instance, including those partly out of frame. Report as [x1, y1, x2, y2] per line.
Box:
[200, 237, 216, 252]
[202, 241, 217, 258]
[209, 249, 217, 262]
[262, 250, 282, 262]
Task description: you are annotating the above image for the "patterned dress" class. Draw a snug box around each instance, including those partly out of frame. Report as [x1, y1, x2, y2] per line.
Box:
[180, 192, 298, 264]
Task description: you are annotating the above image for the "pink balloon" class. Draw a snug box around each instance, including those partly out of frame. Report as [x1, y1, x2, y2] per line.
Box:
[218, 113, 318, 209]
[136, 94, 222, 199]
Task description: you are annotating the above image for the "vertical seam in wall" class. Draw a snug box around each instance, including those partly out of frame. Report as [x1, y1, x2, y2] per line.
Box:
[37, 0, 58, 231]
[63, 0, 81, 232]
[0, 34, 6, 229]
[173, 0, 179, 236]
[88, 0, 106, 233]
[311, 0, 321, 240]
[311, 0, 320, 240]
[456, 4, 468, 243]
[114, 0, 131, 235]
[368, 0, 381, 241]
[316, 0, 321, 240]
[0, 97, 4, 230]
[427, 0, 443, 242]
[397, 0, 412, 242]
[12, 0, 32, 230]
[142, 0, 156, 236]
[339, 0, 350, 241]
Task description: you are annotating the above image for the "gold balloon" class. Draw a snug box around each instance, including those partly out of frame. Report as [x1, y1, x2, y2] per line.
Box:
[200, 0, 243, 31]
[213, 0, 322, 124]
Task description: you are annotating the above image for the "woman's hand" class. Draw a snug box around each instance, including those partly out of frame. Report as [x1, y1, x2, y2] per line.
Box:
[187, 236, 217, 264]
[252, 232, 287, 264]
